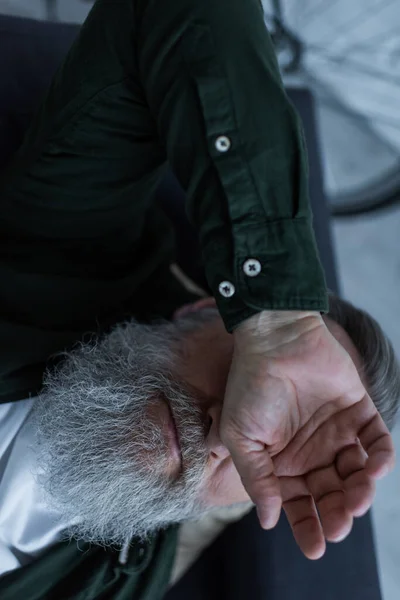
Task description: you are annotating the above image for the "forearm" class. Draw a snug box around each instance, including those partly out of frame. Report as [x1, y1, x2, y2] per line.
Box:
[137, 0, 329, 332]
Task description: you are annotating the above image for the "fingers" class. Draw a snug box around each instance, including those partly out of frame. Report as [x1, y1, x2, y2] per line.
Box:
[336, 442, 376, 517]
[281, 477, 326, 560]
[228, 444, 282, 529]
[357, 412, 396, 479]
[283, 442, 377, 560]
[306, 466, 353, 543]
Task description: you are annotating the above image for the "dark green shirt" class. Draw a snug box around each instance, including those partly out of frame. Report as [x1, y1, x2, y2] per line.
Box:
[0, 0, 328, 597]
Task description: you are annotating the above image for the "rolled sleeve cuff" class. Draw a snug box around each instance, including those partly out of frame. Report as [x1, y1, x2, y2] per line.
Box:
[203, 218, 330, 333]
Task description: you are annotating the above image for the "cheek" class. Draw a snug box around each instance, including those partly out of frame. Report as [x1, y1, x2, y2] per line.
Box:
[200, 460, 251, 508]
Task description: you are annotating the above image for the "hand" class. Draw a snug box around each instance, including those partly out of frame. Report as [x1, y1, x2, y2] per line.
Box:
[220, 310, 396, 559]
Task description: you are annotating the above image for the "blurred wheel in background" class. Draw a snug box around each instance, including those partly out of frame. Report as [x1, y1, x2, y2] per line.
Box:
[1, 0, 399, 217]
[263, 0, 400, 217]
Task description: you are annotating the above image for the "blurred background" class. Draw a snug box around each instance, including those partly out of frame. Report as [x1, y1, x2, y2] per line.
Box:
[0, 0, 399, 598]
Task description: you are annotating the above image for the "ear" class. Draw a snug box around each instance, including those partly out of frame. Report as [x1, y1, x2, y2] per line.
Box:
[173, 297, 217, 320]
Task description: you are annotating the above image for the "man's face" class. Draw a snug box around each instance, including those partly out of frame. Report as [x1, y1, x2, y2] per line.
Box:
[29, 298, 362, 549]
[170, 297, 366, 508]
[29, 302, 244, 549]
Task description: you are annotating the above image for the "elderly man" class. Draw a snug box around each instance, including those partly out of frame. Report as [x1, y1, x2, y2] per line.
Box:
[0, 0, 396, 598]
[0, 280, 398, 596]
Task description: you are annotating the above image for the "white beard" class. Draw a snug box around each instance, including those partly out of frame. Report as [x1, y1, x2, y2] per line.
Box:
[27, 313, 219, 549]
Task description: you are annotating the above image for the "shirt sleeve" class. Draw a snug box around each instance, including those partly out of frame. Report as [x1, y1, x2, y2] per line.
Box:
[136, 0, 329, 332]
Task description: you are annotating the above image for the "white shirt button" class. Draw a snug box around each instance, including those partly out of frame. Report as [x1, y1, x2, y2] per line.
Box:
[218, 281, 235, 298]
[215, 136, 231, 152]
[243, 258, 262, 277]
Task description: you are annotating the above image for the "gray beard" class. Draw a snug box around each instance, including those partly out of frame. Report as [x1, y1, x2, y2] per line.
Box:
[27, 310, 220, 550]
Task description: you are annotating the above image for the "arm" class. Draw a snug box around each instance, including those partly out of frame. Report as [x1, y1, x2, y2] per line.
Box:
[136, 0, 329, 331]
[137, 0, 395, 557]
[0, 0, 327, 402]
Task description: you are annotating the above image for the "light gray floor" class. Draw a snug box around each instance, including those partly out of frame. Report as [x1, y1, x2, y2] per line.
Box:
[1, 1, 399, 599]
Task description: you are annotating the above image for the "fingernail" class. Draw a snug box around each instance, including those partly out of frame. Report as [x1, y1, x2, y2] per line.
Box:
[257, 509, 279, 530]
[257, 509, 268, 528]
[331, 531, 350, 543]
[377, 465, 390, 478]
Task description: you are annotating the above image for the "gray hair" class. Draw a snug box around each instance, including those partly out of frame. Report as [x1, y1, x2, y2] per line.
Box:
[326, 289, 400, 431]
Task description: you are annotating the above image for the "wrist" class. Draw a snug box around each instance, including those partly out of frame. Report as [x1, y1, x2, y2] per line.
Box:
[235, 309, 320, 333]
[233, 309, 322, 351]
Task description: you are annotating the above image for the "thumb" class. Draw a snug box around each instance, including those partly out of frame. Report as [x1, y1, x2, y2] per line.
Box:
[223, 432, 282, 529]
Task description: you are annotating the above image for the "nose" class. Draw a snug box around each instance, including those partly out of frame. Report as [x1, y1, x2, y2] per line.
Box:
[205, 404, 230, 461]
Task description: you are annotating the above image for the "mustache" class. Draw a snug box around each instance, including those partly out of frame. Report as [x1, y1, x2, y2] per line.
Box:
[27, 316, 214, 547]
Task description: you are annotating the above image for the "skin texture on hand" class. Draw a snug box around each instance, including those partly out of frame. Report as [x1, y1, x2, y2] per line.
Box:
[221, 310, 396, 560]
